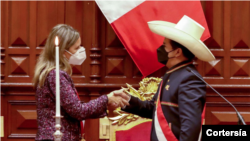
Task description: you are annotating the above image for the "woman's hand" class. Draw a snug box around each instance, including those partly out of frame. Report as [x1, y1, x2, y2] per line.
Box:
[107, 89, 130, 109]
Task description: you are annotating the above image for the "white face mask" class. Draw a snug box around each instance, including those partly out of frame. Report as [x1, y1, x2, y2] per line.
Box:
[66, 46, 86, 65]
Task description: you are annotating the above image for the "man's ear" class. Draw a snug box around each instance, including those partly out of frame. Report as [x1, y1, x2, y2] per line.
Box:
[175, 48, 183, 57]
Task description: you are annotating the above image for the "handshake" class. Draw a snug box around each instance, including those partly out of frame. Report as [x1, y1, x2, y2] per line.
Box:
[107, 89, 131, 110]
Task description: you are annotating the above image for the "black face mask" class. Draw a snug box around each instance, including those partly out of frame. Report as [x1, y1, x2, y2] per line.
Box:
[157, 45, 176, 65]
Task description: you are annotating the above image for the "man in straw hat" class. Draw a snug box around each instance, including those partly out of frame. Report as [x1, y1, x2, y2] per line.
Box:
[115, 15, 215, 141]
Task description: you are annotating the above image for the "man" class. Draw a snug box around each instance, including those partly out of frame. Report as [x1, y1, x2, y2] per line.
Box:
[115, 15, 215, 141]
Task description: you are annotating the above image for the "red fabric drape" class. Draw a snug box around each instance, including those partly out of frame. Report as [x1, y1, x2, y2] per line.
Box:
[116, 121, 152, 141]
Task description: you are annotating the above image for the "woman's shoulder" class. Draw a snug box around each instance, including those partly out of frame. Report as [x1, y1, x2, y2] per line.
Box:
[48, 69, 70, 79]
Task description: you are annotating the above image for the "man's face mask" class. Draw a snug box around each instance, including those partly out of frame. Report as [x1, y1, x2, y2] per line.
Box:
[157, 45, 176, 65]
[66, 46, 86, 65]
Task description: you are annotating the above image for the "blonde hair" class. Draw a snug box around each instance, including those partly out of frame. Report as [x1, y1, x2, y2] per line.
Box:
[33, 24, 80, 88]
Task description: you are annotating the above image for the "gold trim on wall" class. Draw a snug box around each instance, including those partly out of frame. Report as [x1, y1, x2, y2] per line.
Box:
[1, 116, 3, 137]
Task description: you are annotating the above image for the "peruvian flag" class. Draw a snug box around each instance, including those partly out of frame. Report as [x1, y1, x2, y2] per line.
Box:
[96, 1, 210, 77]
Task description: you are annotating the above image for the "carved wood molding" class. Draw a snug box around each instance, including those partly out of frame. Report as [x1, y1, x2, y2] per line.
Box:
[90, 2, 102, 83]
[1, 47, 5, 82]
[0, 83, 140, 96]
[8, 134, 36, 139]
[90, 47, 102, 83]
[207, 102, 250, 107]
[6, 101, 37, 139]
[8, 101, 36, 105]
[2, 82, 250, 97]
[211, 111, 250, 124]
[2, 83, 250, 89]
[0, 83, 140, 88]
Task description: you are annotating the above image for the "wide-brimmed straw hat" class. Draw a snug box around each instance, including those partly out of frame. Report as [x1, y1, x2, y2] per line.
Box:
[148, 15, 215, 62]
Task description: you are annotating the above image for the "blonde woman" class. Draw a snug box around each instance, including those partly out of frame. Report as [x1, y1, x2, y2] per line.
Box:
[33, 24, 129, 141]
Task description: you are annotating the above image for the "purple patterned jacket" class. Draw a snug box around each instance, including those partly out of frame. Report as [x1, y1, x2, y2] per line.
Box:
[35, 69, 108, 141]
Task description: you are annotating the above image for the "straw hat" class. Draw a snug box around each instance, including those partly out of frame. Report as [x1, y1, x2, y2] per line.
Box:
[148, 15, 215, 62]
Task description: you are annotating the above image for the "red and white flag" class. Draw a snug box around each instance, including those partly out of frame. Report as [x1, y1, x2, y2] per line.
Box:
[96, 1, 210, 77]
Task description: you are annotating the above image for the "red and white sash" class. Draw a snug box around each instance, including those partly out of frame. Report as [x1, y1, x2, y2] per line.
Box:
[154, 82, 205, 141]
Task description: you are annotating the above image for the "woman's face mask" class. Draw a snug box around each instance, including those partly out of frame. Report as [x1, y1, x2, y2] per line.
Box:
[66, 46, 86, 65]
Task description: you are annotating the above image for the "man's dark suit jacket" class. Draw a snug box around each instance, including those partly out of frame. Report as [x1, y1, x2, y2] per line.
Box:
[123, 61, 206, 141]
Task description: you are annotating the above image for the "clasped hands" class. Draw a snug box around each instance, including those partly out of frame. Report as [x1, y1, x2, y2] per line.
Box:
[107, 89, 131, 110]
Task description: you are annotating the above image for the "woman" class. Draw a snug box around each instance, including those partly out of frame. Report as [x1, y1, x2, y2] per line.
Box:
[33, 24, 128, 141]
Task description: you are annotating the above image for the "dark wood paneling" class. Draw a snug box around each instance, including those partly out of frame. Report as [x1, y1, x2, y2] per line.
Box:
[1, 1, 250, 141]
[7, 101, 37, 138]
[205, 84, 250, 125]
[9, 1, 29, 48]
[229, 1, 250, 85]
[65, 1, 87, 83]
[1, 1, 7, 83]
[200, 1, 225, 84]
[36, 1, 63, 48]
[100, 11, 143, 84]
[0, 0, 4, 47]
[1, 94, 37, 141]
[5, 1, 30, 83]
[201, 1, 250, 85]
[230, 1, 250, 50]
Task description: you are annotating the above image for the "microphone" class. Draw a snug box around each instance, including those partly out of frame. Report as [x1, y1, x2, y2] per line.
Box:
[186, 67, 246, 125]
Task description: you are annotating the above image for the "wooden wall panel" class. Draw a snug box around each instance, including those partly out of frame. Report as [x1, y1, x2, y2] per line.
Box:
[205, 85, 250, 125]
[0, 0, 4, 47]
[201, 1, 250, 84]
[203, 1, 224, 50]
[36, 0, 58, 48]
[0, 0, 3, 141]
[1, 1, 250, 141]
[204, 58, 223, 77]
[9, 55, 29, 75]
[9, 2, 29, 48]
[6, 1, 31, 83]
[1, 91, 37, 141]
[201, 1, 250, 127]
[65, 1, 86, 83]
[230, 1, 250, 50]
[100, 13, 143, 84]
[229, 1, 250, 84]
[7, 101, 37, 138]
[0, 0, 5, 83]
[200, 1, 225, 83]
